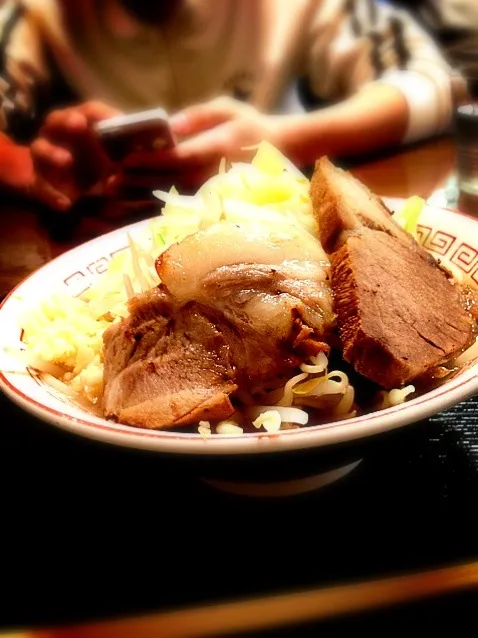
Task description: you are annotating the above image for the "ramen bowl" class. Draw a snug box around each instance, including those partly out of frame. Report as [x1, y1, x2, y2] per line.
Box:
[1, 198, 477, 496]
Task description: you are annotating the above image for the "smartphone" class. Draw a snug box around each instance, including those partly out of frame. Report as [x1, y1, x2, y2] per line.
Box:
[94, 107, 176, 161]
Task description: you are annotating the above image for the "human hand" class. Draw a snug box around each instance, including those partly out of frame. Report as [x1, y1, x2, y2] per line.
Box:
[121, 97, 283, 193]
[29, 101, 121, 211]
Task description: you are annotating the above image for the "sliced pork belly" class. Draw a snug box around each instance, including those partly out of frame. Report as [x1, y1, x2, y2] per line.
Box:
[156, 222, 334, 358]
[102, 221, 336, 429]
[156, 221, 331, 305]
[103, 288, 237, 429]
[310, 156, 419, 253]
[332, 231, 474, 387]
[310, 157, 476, 388]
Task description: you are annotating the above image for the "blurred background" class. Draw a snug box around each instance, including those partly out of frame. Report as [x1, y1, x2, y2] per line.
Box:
[0, 2, 478, 637]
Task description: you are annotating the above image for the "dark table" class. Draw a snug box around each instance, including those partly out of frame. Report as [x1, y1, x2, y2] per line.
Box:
[1, 136, 478, 637]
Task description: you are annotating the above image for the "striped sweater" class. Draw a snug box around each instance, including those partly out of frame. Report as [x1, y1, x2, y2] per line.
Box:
[0, 0, 455, 145]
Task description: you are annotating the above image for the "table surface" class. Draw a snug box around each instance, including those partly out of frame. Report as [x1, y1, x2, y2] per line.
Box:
[2, 135, 478, 637]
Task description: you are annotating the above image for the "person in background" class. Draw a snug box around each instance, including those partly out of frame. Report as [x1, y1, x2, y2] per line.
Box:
[388, 0, 478, 100]
[0, 0, 456, 211]
[388, 0, 478, 66]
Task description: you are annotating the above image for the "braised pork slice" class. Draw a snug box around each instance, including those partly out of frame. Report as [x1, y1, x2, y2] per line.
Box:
[103, 288, 237, 429]
[102, 221, 336, 429]
[310, 156, 419, 253]
[156, 222, 334, 361]
[310, 157, 475, 388]
[332, 231, 474, 387]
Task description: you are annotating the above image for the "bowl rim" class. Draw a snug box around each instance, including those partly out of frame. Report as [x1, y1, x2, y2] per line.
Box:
[1, 198, 477, 455]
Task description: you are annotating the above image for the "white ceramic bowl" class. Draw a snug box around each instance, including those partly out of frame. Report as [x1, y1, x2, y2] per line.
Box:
[1, 199, 477, 495]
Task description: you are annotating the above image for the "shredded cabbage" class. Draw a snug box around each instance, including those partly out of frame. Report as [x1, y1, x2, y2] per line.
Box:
[152, 140, 317, 238]
[392, 195, 425, 239]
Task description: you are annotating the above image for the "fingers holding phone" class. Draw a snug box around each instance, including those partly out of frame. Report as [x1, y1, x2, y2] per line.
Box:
[94, 107, 176, 160]
[30, 101, 121, 210]
[94, 107, 179, 201]
[31, 103, 179, 211]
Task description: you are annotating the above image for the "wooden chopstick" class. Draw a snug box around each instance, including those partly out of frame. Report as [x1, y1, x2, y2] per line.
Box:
[4, 561, 478, 638]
